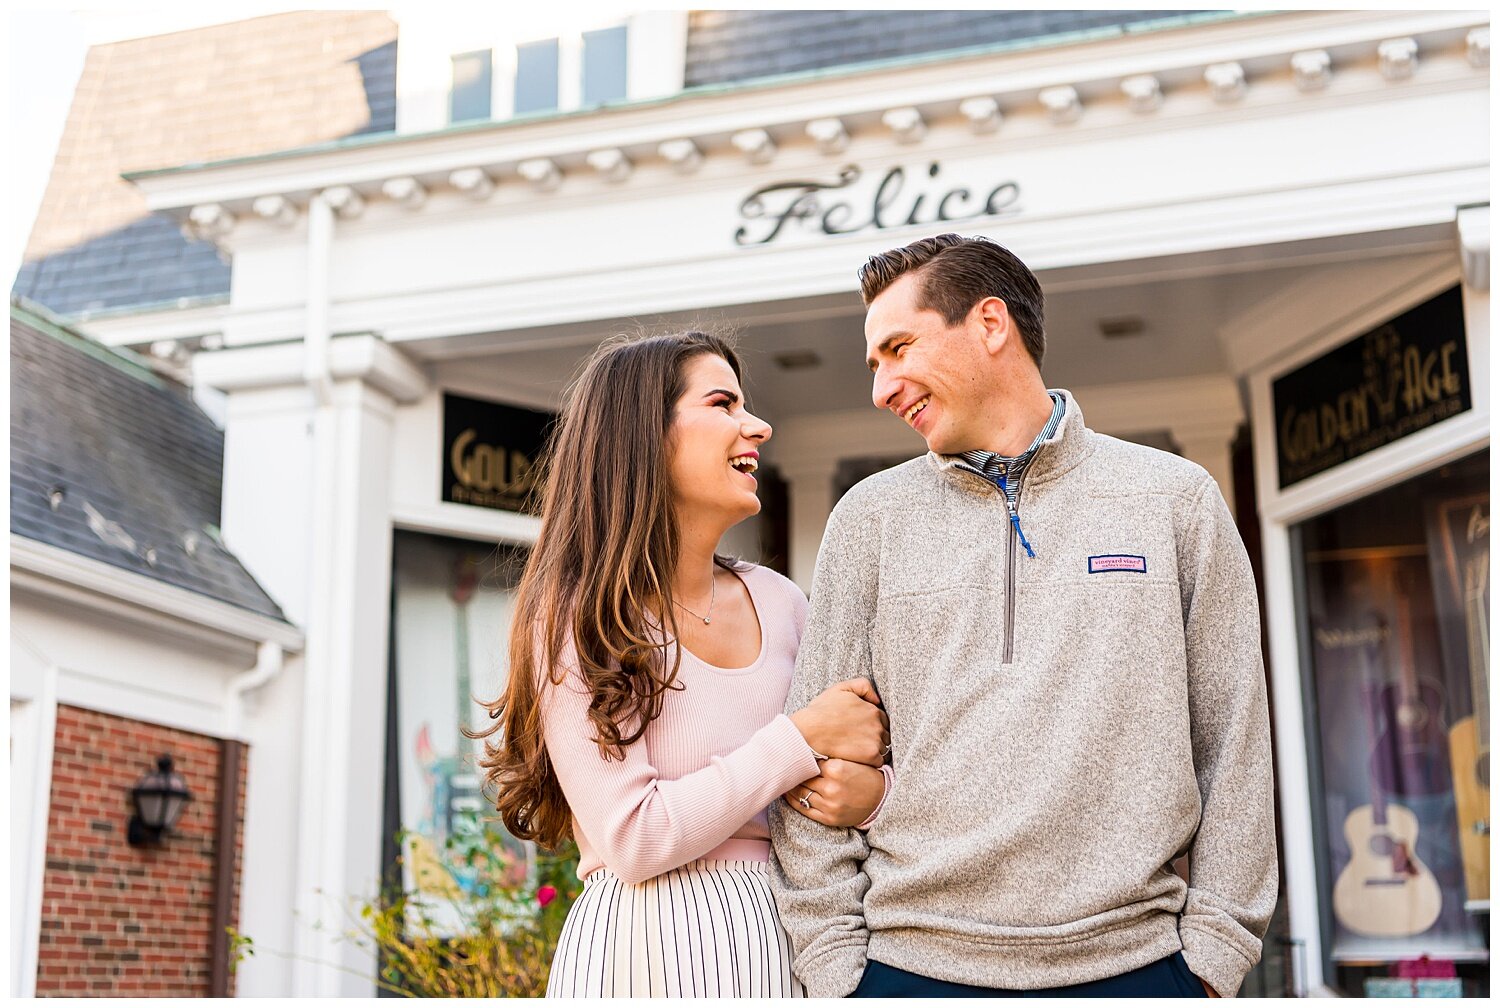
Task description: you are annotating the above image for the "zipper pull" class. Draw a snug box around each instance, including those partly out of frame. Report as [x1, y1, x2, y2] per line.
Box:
[1009, 512, 1036, 559]
[997, 472, 1037, 559]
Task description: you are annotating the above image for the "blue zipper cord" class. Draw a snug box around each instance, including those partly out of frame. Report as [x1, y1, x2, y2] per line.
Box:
[996, 472, 1037, 559]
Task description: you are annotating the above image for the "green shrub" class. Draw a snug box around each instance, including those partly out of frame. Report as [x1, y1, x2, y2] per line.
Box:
[349, 828, 581, 997]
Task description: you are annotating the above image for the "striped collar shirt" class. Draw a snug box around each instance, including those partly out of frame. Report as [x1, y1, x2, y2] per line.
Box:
[954, 391, 1066, 509]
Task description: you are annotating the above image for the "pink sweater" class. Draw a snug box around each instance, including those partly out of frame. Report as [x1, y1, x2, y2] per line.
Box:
[540, 565, 822, 883]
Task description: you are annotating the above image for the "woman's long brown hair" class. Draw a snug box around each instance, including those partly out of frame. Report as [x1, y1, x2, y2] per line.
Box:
[471, 330, 748, 849]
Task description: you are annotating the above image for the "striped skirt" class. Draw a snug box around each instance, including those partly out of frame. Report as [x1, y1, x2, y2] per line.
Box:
[545, 859, 805, 997]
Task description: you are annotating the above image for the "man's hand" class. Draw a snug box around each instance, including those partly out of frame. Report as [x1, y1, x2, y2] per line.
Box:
[1200, 977, 1220, 998]
[782, 759, 886, 827]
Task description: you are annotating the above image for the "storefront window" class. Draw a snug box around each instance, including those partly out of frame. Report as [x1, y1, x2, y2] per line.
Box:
[389, 530, 532, 932]
[1297, 449, 1489, 996]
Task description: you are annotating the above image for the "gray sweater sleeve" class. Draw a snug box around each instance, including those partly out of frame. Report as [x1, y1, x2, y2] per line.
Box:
[768, 498, 880, 998]
[1176, 475, 1280, 997]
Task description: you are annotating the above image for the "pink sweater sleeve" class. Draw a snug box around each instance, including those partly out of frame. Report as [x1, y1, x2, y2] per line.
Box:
[541, 663, 820, 885]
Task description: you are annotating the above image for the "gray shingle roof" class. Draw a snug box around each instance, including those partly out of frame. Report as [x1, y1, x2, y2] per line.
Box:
[10, 298, 290, 623]
[13, 214, 230, 318]
[685, 10, 1216, 87]
[13, 15, 397, 320]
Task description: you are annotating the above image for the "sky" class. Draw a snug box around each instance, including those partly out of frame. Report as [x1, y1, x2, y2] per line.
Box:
[2, 1, 658, 291]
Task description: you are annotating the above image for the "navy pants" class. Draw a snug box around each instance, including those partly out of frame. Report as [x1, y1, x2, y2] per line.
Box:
[852, 952, 1208, 998]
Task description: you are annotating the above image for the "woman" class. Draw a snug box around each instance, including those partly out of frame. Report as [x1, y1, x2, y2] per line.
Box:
[476, 331, 891, 997]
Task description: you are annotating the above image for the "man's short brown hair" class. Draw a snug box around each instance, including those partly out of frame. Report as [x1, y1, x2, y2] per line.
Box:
[858, 233, 1046, 367]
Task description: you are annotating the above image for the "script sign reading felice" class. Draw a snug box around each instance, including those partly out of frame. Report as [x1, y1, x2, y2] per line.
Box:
[442, 393, 556, 513]
[734, 161, 1021, 246]
[1273, 286, 1470, 489]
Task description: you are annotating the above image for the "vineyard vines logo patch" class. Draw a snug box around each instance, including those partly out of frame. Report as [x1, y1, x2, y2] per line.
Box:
[1088, 554, 1148, 574]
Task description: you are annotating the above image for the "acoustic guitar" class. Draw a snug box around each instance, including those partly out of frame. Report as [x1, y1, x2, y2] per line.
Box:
[1333, 616, 1442, 938]
[1444, 502, 1489, 903]
[1333, 795, 1442, 938]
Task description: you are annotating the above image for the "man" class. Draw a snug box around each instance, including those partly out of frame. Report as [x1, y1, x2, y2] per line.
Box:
[768, 234, 1277, 998]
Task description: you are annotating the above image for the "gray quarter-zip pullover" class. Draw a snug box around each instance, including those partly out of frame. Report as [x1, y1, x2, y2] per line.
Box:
[768, 389, 1277, 998]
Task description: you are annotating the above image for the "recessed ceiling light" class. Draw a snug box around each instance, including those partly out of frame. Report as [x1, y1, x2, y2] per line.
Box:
[1098, 317, 1146, 339]
[774, 350, 822, 370]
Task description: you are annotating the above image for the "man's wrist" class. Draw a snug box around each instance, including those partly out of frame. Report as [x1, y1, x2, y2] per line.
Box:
[798, 943, 869, 998]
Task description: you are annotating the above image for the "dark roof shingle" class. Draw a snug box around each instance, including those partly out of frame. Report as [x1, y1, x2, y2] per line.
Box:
[684, 10, 1217, 87]
[10, 298, 290, 623]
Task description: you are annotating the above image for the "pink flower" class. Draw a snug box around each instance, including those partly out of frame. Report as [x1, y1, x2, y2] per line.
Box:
[537, 885, 558, 908]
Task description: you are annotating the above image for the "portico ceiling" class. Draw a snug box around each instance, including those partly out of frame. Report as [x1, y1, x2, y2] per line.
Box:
[422, 257, 1323, 423]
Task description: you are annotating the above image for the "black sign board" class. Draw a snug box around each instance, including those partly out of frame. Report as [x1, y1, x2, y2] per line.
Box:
[441, 393, 556, 513]
[1273, 286, 1470, 488]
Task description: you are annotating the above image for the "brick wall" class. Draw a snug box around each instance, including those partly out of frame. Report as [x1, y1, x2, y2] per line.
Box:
[35, 706, 247, 996]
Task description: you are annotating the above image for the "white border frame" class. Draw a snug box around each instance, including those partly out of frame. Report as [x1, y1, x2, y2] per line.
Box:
[8, 639, 57, 999]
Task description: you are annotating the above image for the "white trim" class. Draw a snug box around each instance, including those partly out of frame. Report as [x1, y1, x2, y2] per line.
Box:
[49, 664, 239, 741]
[1257, 408, 1488, 527]
[194, 333, 430, 403]
[391, 502, 541, 547]
[1456, 203, 1490, 289]
[205, 169, 1486, 350]
[491, 43, 517, 127]
[9, 641, 57, 999]
[1257, 518, 1326, 995]
[1223, 255, 1457, 377]
[130, 11, 1487, 213]
[72, 300, 228, 350]
[627, 11, 685, 101]
[556, 31, 583, 112]
[9, 535, 305, 653]
[1247, 263, 1459, 384]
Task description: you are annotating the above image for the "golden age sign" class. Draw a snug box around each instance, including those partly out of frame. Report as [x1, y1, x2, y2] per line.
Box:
[442, 393, 555, 513]
[1274, 287, 1470, 488]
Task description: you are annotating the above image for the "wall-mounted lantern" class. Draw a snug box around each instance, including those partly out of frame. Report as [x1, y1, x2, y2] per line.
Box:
[127, 754, 192, 846]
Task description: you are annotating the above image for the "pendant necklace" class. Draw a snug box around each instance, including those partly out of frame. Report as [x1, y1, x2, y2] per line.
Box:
[674, 574, 716, 625]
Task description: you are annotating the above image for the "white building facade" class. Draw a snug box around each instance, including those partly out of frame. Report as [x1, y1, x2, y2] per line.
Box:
[96, 8, 1488, 996]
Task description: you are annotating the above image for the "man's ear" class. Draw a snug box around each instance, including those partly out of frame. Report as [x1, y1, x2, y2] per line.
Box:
[974, 296, 1012, 356]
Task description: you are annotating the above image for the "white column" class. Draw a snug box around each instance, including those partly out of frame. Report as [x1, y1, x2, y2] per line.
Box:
[1170, 423, 1241, 519]
[1258, 518, 1332, 996]
[294, 377, 401, 995]
[193, 337, 427, 995]
[780, 461, 838, 595]
[8, 636, 57, 999]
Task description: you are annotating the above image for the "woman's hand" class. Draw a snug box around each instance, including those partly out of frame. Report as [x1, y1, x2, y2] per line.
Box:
[783, 759, 886, 827]
[788, 677, 889, 767]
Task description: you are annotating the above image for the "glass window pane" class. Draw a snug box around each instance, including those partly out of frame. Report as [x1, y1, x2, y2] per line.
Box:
[390, 530, 533, 932]
[582, 25, 628, 107]
[1297, 448, 1489, 993]
[514, 38, 560, 115]
[449, 50, 492, 123]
